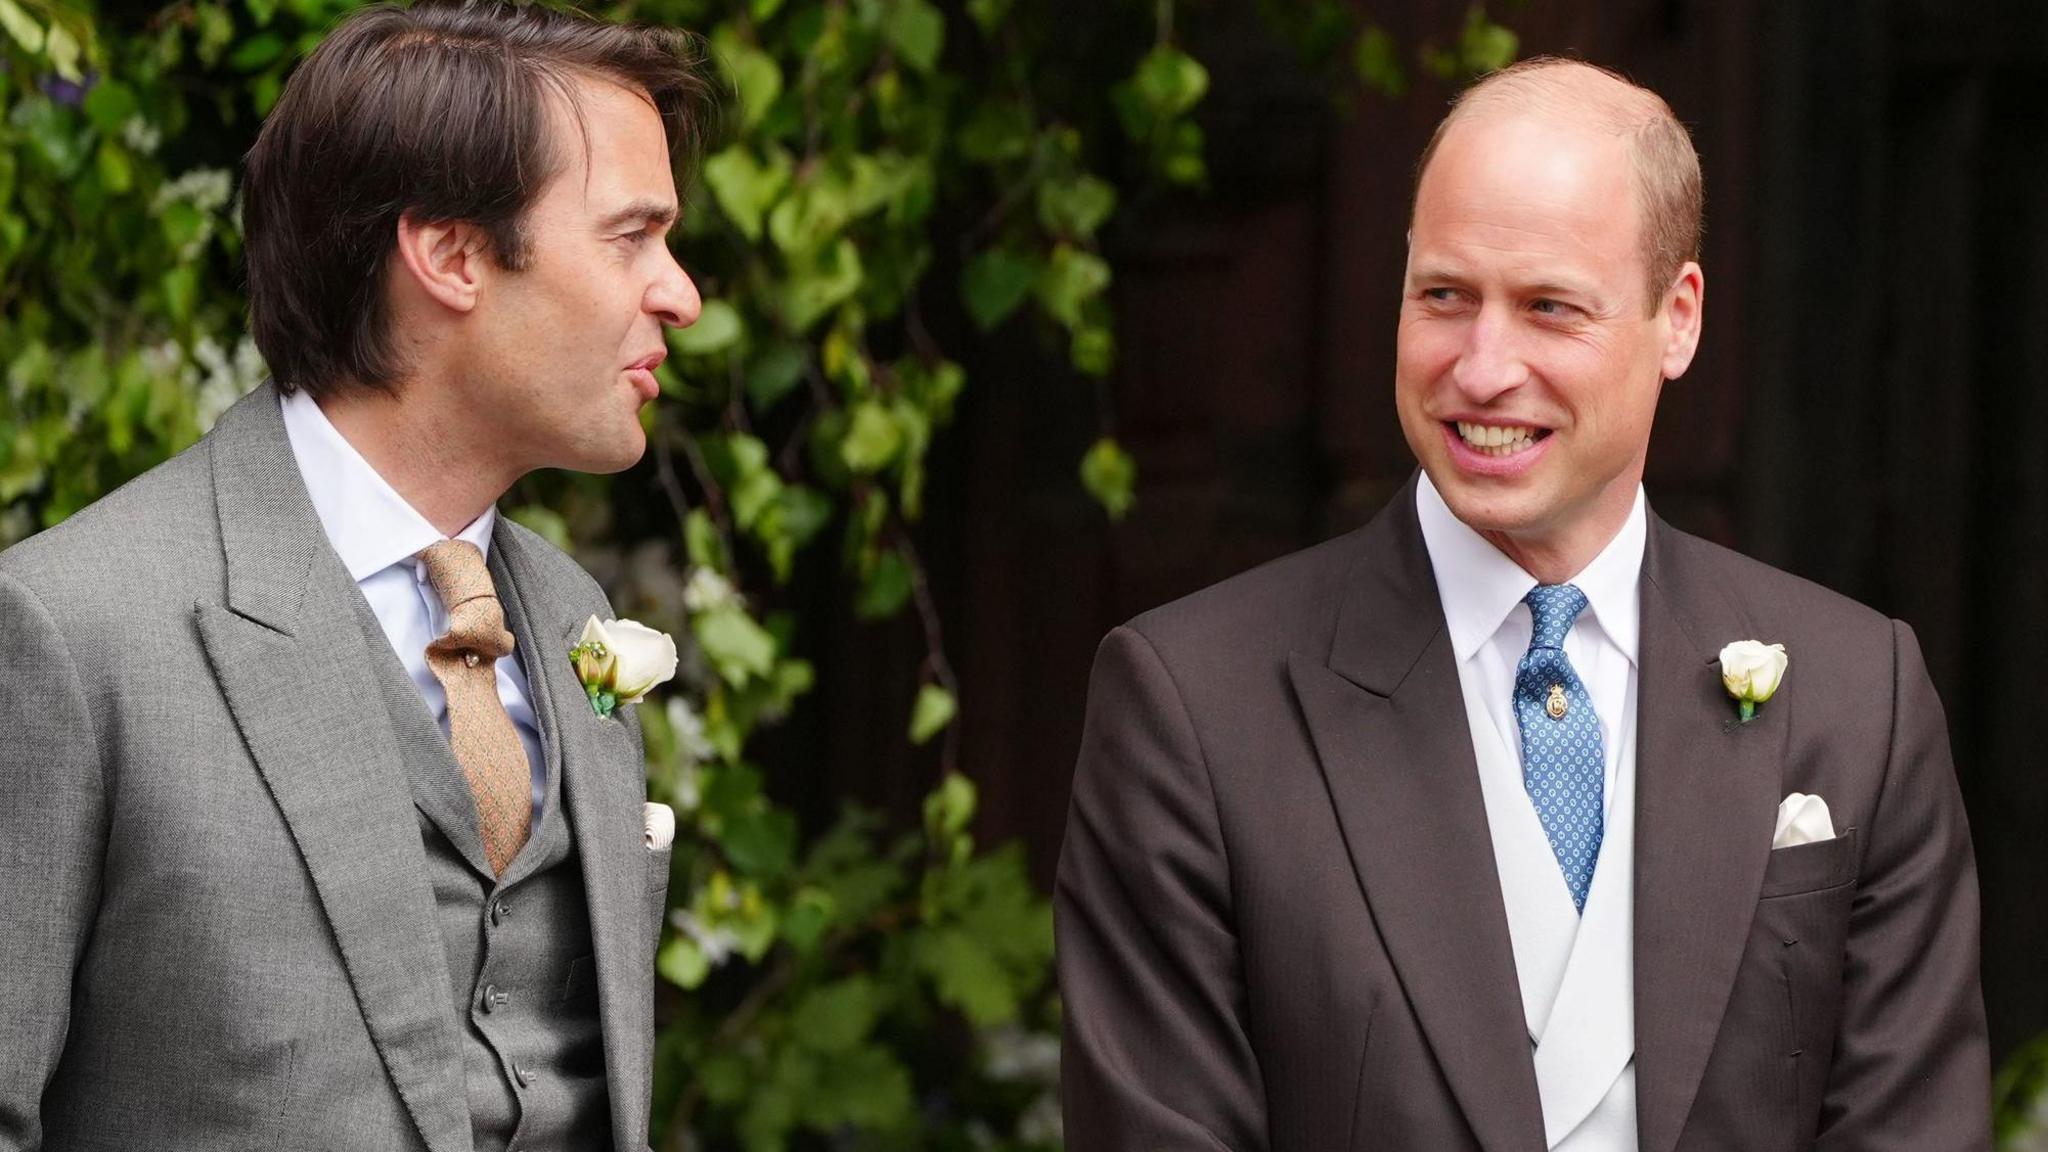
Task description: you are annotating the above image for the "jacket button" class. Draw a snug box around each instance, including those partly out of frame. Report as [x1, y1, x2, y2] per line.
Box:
[515, 1064, 536, 1087]
[482, 984, 508, 1013]
[491, 899, 510, 925]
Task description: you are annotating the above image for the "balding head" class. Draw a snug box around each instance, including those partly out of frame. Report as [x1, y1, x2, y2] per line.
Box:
[1413, 58, 1702, 315]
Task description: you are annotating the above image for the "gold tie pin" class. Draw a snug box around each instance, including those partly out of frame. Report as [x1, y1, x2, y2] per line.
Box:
[1546, 684, 1569, 720]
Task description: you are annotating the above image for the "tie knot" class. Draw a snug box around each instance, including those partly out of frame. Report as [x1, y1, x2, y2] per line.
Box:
[417, 539, 515, 661]
[1523, 583, 1590, 651]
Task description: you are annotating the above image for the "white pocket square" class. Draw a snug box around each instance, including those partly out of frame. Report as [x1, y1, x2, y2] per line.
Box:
[1772, 792, 1834, 848]
[644, 802, 676, 851]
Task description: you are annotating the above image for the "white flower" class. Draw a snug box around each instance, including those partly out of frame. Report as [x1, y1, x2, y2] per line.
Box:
[1719, 641, 1788, 703]
[1720, 640, 1788, 721]
[668, 911, 742, 967]
[682, 567, 738, 613]
[665, 696, 716, 762]
[570, 616, 679, 716]
[120, 115, 161, 156]
[982, 1025, 1061, 1083]
[153, 167, 233, 213]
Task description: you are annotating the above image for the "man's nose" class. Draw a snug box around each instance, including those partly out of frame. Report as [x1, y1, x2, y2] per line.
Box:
[648, 247, 702, 329]
[1450, 306, 1530, 401]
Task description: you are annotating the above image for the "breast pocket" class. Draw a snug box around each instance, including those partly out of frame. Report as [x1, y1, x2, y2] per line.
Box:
[1759, 828, 1858, 898]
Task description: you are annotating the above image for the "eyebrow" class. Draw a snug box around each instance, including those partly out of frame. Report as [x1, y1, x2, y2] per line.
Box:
[598, 198, 679, 233]
[1408, 265, 1602, 301]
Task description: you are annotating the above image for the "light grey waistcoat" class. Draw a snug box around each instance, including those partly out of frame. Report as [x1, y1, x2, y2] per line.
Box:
[352, 568, 610, 1152]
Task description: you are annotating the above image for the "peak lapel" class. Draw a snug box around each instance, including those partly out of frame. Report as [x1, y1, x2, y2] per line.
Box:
[1287, 484, 1546, 1152]
[1632, 519, 1786, 1152]
[195, 385, 472, 1152]
[491, 525, 653, 1152]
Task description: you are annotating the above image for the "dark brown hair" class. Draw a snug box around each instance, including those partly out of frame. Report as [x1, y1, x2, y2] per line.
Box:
[242, 0, 714, 397]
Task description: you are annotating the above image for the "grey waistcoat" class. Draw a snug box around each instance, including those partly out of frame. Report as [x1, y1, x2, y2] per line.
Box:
[354, 594, 610, 1152]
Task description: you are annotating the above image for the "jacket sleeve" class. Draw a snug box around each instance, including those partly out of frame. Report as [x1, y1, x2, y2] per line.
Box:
[1055, 625, 1265, 1151]
[1815, 621, 1991, 1150]
[0, 571, 107, 1151]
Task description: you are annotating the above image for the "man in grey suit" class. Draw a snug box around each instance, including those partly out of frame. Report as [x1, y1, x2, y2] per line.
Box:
[1057, 59, 1991, 1150]
[0, 4, 708, 1149]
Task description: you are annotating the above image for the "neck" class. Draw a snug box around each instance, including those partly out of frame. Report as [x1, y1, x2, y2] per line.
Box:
[1480, 488, 1638, 586]
[315, 379, 519, 538]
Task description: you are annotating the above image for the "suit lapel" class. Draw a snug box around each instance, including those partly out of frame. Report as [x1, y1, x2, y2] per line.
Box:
[193, 385, 472, 1152]
[1631, 520, 1786, 1152]
[1288, 483, 1546, 1152]
[491, 525, 653, 1152]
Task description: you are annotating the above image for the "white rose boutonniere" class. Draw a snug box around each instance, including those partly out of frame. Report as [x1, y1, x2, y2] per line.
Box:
[568, 616, 679, 719]
[1719, 640, 1788, 722]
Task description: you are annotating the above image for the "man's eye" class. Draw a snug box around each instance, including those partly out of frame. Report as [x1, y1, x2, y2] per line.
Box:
[1422, 287, 1460, 302]
[1532, 298, 1573, 316]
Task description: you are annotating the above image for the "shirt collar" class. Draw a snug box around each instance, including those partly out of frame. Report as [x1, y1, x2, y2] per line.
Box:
[1415, 470, 1646, 666]
[279, 387, 496, 582]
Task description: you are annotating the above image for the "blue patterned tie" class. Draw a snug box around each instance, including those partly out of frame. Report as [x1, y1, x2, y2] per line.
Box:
[1514, 584, 1606, 913]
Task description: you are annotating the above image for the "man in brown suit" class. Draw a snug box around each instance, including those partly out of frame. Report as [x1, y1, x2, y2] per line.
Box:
[1055, 59, 1991, 1151]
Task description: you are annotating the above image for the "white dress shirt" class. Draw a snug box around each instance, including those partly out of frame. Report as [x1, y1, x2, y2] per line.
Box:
[280, 388, 547, 818]
[1416, 471, 1647, 1151]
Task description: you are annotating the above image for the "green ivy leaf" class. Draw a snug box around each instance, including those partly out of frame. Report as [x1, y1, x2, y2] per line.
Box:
[1460, 6, 1518, 74]
[966, 0, 1011, 36]
[839, 400, 902, 474]
[855, 548, 912, 618]
[0, 0, 43, 54]
[702, 144, 792, 242]
[194, 3, 233, 66]
[684, 508, 725, 572]
[669, 298, 745, 356]
[94, 142, 133, 195]
[1080, 436, 1136, 520]
[712, 28, 783, 130]
[1035, 244, 1111, 330]
[957, 100, 1034, 165]
[229, 31, 286, 71]
[694, 605, 778, 685]
[1037, 172, 1118, 240]
[1131, 44, 1210, 119]
[803, 1043, 914, 1129]
[923, 770, 975, 838]
[720, 805, 798, 877]
[780, 887, 835, 952]
[744, 340, 809, 412]
[507, 504, 572, 551]
[779, 238, 864, 332]
[908, 683, 956, 746]
[82, 81, 138, 134]
[886, 0, 944, 73]
[961, 248, 1038, 331]
[791, 976, 881, 1053]
[917, 928, 1018, 1025]
[43, 22, 81, 82]
[657, 936, 711, 989]
[1354, 24, 1408, 98]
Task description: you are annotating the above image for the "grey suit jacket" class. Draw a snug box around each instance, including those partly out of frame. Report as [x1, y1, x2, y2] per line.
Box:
[1056, 477, 1990, 1151]
[0, 385, 668, 1152]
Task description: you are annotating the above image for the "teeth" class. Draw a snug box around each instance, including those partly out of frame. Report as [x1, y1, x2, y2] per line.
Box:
[1455, 421, 1541, 457]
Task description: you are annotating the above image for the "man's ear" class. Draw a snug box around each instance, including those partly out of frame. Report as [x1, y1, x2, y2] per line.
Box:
[393, 213, 491, 314]
[1659, 260, 1705, 381]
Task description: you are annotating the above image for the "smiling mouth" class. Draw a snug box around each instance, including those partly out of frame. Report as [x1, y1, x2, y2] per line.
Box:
[1451, 420, 1551, 458]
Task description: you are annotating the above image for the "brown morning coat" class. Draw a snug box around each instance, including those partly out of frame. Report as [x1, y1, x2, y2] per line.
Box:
[1056, 475, 1990, 1151]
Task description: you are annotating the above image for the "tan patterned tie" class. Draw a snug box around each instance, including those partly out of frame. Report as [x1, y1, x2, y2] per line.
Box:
[417, 539, 530, 876]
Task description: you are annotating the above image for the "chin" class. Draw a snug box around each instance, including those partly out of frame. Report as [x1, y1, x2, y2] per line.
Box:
[1432, 469, 1555, 535]
[562, 426, 648, 476]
